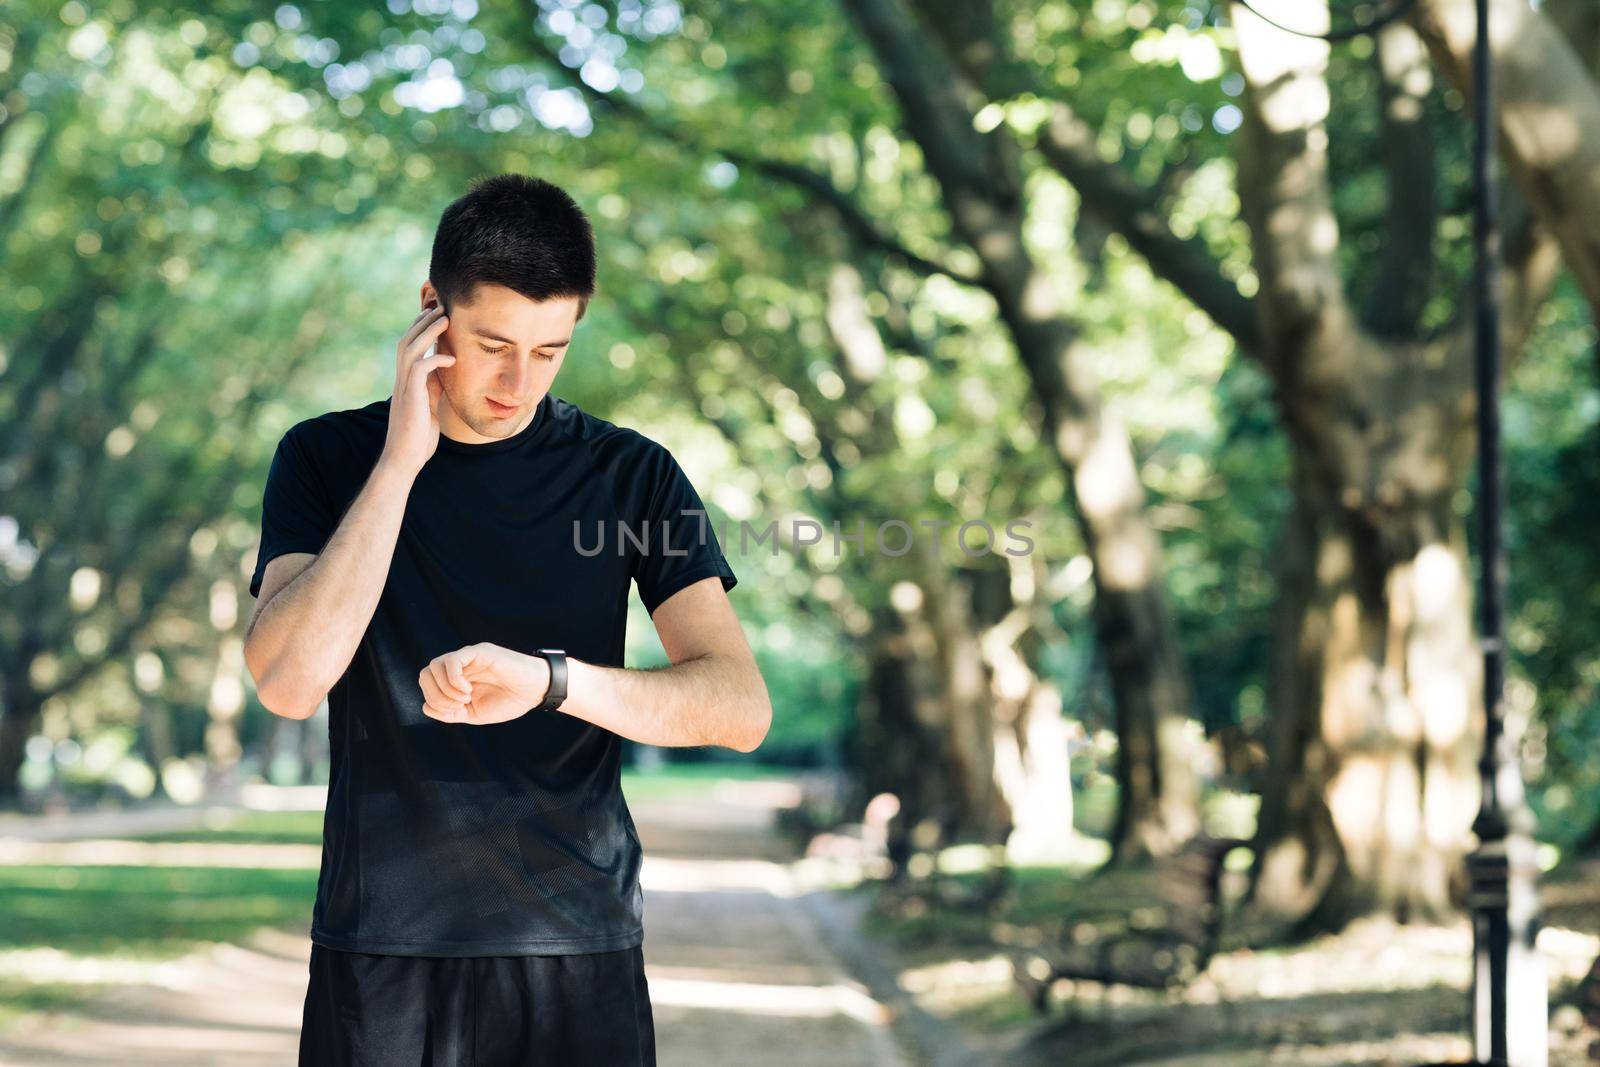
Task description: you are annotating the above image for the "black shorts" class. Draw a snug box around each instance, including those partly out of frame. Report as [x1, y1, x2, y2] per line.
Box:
[297, 942, 656, 1066]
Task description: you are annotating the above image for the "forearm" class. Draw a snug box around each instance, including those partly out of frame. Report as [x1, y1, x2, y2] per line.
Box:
[249, 456, 416, 717]
[554, 653, 771, 753]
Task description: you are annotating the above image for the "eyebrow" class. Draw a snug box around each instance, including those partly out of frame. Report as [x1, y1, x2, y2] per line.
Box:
[470, 329, 571, 348]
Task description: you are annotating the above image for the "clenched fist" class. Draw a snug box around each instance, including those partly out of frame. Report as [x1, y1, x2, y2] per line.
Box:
[418, 642, 551, 725]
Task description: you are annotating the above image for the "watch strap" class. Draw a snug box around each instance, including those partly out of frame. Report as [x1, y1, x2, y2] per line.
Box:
[534, 648, 567, 712]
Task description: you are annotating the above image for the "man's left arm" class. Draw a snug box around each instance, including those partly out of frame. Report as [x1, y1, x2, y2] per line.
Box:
[419, 574, 771, 750]
[557, 574, 771, 752]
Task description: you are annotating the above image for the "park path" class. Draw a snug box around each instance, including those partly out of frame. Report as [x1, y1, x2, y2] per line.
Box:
[0, 784, 910, 1067]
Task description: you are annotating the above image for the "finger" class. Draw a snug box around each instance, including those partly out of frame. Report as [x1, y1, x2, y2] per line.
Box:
[431, 658, 471, 703]
[443, 656, 472, 700]
[408, 351, 456, 389]
[407, 354, 456, 404]
[423, 700, 463, 723]
[397, 313, 451, 383]
[428, 688, 469, 716]
[457, 644, 501, 685]
[423, 680, 469, 713]
[427, 368, 444, 415]
[417, 667, 448, 707]
[418, 663, 467, 708]
[399, 304, 447, 354]
[405, 313, 451, 364]
[422, 662, 445, 702]
[397, 317, 445, 382]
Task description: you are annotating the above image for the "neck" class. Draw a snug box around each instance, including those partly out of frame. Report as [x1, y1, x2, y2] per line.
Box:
[437, 398, 537, 444]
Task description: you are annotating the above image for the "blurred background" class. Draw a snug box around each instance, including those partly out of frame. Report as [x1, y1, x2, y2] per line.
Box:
[2, 0, 1599, 1063]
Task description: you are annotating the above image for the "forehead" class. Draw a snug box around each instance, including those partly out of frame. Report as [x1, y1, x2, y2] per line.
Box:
[456, 283, 579, 342]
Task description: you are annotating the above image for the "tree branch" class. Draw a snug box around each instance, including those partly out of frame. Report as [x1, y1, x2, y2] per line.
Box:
[513, 5, 981, 286]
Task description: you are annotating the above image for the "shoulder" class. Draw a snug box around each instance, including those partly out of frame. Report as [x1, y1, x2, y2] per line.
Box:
[547, 398, 690, 520]
[274, 400, 388, 492]
[281, 399, 388, 455]
[546, 394, 671, 465]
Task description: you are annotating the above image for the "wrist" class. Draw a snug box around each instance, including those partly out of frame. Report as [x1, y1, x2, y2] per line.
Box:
[530, 648, 568, 713]
[374, 452, 422, 485]
[528, 652, 551, 705]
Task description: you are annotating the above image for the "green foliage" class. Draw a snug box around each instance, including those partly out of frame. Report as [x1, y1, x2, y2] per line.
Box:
[3, 0, 1597, 862]
[1499, 274, 1600, 849]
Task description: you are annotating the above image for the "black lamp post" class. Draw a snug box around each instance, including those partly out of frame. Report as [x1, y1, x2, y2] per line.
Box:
[1463, 0, 1546, 1061]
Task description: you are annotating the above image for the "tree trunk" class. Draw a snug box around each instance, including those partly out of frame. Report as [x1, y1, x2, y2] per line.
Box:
[203, 632, 246, 803]
[1228, 2, 1531, 933]
[1250, 450, 1482, 930]
[0, 710, 34, 809]
[137, 698, 176, 801]
[852, 604, 963, 876]
[977, 554, 1077, 861]
[852, 558, 1049, 873]
[0, 680, 39, 810]
[911, 550, 1014, 852]
[846, 0, 1201, 860]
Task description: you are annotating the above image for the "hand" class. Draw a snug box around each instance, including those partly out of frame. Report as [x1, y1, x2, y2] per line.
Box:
[382, 302, 455, 475]
[418, 642, 551, 725]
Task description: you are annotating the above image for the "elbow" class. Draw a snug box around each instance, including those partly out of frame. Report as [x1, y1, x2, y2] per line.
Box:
[243, 621, 327, 722]
[256, 679, 321, 721]
[250, 660, 324, 721]
[732, 692, 773, 755]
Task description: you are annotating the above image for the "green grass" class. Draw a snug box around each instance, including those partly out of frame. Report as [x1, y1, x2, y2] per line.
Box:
[620, 761, 797, 803]
[124, 765, 799, 839]
[0, 864, 317, 958]
[859, 863, 1092, 954]
[1, 765, 794, 968]
[0, 976, 108, 1028]
[128, 808, 324, 845]
[0, 768, 808, 1041]
[943, 985, 1042, 1033]
[1073, 774, 1119, 840]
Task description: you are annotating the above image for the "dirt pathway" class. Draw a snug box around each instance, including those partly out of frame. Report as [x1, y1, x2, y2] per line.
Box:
[629, 786, 908, 1067]
[0, 785, 910, 1067]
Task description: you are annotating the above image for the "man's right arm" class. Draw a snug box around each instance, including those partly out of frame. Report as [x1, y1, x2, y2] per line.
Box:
[243, 457, 418, 720]
[243, 300, 454, 720]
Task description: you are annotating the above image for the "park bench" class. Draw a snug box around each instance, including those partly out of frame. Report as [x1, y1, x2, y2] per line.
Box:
[1010, 832, 1247, 1011]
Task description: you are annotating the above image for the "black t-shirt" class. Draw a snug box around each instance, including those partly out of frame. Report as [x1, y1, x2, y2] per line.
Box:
[248, 391, 737, 956]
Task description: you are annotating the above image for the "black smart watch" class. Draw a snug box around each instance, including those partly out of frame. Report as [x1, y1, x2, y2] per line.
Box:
[533, 648, 568, 712]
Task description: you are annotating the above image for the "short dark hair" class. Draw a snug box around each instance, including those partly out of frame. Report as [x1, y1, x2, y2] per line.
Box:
[428, 173, 596, 320]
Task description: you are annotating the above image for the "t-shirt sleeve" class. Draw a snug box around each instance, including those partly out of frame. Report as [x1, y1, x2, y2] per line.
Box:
[631, 441, 738, 616]
[248, 425, 340, 599]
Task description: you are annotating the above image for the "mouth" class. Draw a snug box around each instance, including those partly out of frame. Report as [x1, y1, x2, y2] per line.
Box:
[485, 397, 519, 417]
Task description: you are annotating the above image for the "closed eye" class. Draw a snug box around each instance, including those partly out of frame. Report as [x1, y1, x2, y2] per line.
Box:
[479, 345, 561, 360]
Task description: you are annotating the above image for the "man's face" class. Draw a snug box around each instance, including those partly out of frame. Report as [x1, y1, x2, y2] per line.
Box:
[421, 281, 579, 440]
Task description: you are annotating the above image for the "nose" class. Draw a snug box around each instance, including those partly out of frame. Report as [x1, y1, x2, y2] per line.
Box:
[500, 356, 531, 398]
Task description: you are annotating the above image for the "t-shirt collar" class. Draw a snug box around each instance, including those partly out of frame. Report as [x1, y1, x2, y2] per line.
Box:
[434, 392, 554, 456]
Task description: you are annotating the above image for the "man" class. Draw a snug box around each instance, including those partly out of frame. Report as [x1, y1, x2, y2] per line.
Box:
[242, 173, 772, 1066]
